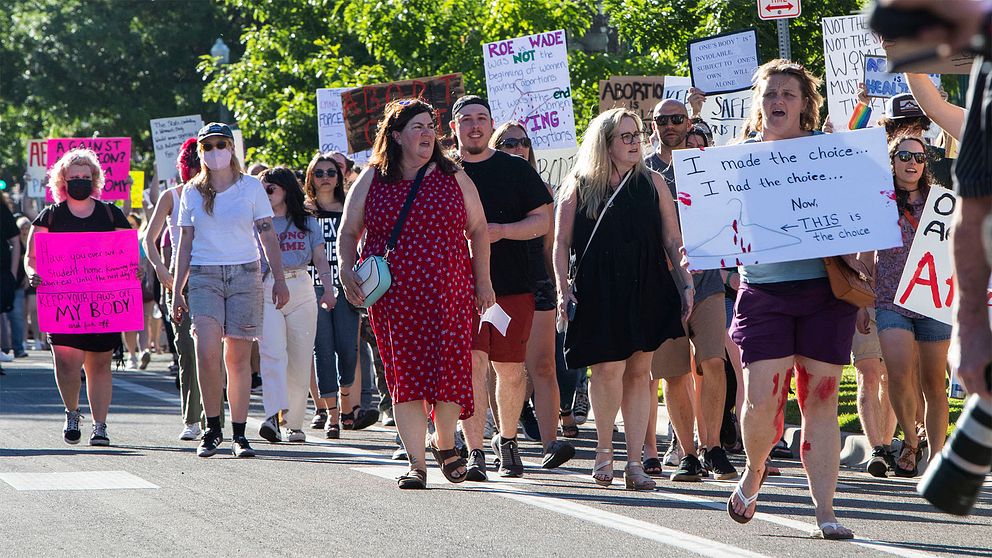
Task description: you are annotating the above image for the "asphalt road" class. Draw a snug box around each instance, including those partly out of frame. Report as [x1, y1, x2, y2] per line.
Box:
[1, 349, 990, 558]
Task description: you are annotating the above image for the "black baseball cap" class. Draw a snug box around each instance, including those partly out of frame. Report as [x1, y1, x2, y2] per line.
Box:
[889, 94, 925, 119]
[451, 95, 491, 118]
[197, 122, 234, 141]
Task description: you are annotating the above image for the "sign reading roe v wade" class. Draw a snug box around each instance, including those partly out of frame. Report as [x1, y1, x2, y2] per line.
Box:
[34, 230, 144, 334]
[672, 127, 902, 270]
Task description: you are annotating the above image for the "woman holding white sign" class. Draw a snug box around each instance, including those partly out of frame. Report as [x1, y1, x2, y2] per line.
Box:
[727, 60, 856, 540]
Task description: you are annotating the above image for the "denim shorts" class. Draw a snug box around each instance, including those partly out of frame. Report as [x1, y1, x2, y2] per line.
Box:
[875, 308, 952, 342]
[188, 261, 263, 340]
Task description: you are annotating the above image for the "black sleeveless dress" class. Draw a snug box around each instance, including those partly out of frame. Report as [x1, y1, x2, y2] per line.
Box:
[563, 171, 685, 369]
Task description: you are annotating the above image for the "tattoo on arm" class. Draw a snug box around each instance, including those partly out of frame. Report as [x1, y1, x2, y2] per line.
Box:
[256, 218, 273, 233]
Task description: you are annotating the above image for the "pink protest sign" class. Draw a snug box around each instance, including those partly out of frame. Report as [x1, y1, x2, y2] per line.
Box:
[34, 230, 144, 334]
[45, 137, 132, 202]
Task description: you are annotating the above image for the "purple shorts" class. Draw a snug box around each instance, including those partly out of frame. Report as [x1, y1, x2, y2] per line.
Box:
[731, 278, 857, 367]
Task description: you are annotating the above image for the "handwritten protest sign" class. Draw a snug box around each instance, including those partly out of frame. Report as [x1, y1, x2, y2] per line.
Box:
[150, 115, 202, 183]
[25, 139, 48, 198]
[341, 74, 464, 154]
[129, 171, 145, 208]
[894, 187, 992, 323]
[598, 76, 667, 124]
[883, 39, 976, 75]
[35, 230, 144, 334]
[535, 147, 579, 190]
[316, 88, 371, 164]
[687, 29, 759, 95]
[864, 55, 939, 98]
[662, 77, 752, 146]
[672, 127, 901, 270]
[822, 15, 886, 129]
[483, 30, 576, 150]
[46, 138, 131, 202]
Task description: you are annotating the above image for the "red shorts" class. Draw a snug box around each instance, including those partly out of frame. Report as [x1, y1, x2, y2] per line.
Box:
[472, 293, 535, 363]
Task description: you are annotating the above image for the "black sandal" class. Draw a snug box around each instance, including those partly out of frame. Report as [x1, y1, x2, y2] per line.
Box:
[324, 406, 340, 439]
[560, 410, 580, 438]
[352, 406, 380, 430]
[642, 457, 664, 477]
[397, 468, 427, 489]
[340, 410, 355, 430]
[428, 436, 468, 483]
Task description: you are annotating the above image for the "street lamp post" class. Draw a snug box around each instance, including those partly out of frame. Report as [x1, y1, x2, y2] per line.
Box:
[211, 38, 231, 123]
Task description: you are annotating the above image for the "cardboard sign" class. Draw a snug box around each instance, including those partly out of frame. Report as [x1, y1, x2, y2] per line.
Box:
[535, 147, 579, 191]
[662, 77, 752, 147]
[25, 139, 48, 198]
[672, 127, 902, 270]
[46, 138, 132, 202]
[341, 74, 464, 154]
[821, 15, 886, 130]
[863, 55, 940, 98]
[316, 88, 371, 164]
[598, 76, 668, 124]
[150, 115, 202, 183]
[883, 39, 976, 75]
[483, 30, 577, 150]
[129, 171, 145, 208]
[34, 230, 144, 334]
[688, 29, 759, 95]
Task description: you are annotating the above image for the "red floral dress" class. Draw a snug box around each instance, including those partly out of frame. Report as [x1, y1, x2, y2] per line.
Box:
[363, 168, 475, 419]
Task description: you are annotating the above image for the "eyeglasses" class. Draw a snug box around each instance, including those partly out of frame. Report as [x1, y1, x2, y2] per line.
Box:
[895, 151, 926, 164]
[313, 169, 337, 178]
[201, 140, 229, 151]
[264, 184, 279, 195]
[497, 137, 532, 149]
[654, 114, 687, 126]
[617, 131, 649, 145]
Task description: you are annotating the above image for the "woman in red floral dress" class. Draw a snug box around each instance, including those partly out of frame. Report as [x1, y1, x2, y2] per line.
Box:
[339, 99, 494, 489]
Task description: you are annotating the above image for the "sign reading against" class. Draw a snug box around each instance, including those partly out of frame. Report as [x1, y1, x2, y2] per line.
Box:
[672, 127, 901, 270]
[598, 76, 668, 124]
[341, 74, 464, 154]
[883, 39, 976, 75]
[662, 77, 752, 147]
[316, 88, 372, 164]
[25, 139, 48, 198]
[35, 230, 144, 334]
[150, 115, 203, 183]
[483, 30, 577, 150]
[822, 15, 886, 129]
[863, 55, 940, 98]
[687, 29, 759, 95]
[129, 171, 145, 208]
[46, 138, 132, 202]
[535, 146, 579, 191]
[894, 187, 992, 323]
[758, 0, 801, 20]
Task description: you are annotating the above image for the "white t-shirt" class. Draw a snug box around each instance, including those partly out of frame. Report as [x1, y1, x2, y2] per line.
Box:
[177, 175, 275, 265]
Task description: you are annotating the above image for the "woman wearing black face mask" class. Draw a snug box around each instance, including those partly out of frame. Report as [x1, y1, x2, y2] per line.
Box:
[24, 148, 133, 447]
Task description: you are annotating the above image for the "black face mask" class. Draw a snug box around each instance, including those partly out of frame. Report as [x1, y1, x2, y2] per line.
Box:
[66, 178, 93, 201]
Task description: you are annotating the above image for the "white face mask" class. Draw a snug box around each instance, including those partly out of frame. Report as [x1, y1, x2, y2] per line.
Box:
[203, 148, 232, 171]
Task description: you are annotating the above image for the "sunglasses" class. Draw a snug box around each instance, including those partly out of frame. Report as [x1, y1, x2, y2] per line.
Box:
[654, 114, 687, 126]
[618, 131, 649, 145]
[498, 137, 532, 149]
[201, 140, 229, 151]
[313, 169, 338, 178]
[895, 151, 926, 164]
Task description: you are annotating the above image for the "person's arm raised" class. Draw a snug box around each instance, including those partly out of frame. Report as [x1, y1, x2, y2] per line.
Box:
[906, 73, 966, 140]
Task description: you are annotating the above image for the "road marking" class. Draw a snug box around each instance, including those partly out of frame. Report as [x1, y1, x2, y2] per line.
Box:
[0, 471, 158, 491]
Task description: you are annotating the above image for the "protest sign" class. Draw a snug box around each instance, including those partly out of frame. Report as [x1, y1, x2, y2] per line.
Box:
[883, 39, 976, 75]
[129, 171, 145, 208]
[662, 77, 752, 146]
[46, 138, 131, 202]
[894, 187, 992, 324]
[150, 115, 202, 183]
[672, 127, 901, 270]
[821, 15, 886, 129]
[863, 55, 940, 98]
[341, 74, 464, 154]
[687, 29, 759, 95]
[535, 147, 579, 191]
[598, 76, 667, 124]
[316, 88, 371, 164]
[25, 139, 48, 198]
[231, 127, 246, 167]
[34, 230, 144, 334]
[483, 30, 576, 150]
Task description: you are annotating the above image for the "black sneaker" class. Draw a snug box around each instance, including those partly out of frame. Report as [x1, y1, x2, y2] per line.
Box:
[721, 411, 739, 450]
[867, 446, 889, 478]
[671, 454, 705, 482]
[258, 413, 282, 443]
[466, 448, 488, 481]
[541, 440, 576, 469]
[703, 446, 738, 480]
[492, 434, 524, 478]
[89, 422, 110, 446]
[232, 435, 255, 458]
[519, 401, 541, 442]
[352, 409, 380, 430]
[63, 409, 83, 445]
[197, 429, 224, 458]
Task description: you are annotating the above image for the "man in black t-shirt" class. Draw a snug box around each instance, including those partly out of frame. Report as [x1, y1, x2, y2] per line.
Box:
[449, 95, 556, 480]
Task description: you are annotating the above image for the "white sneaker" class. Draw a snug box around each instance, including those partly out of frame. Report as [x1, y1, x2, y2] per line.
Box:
[179, 423, 202, 441]
[286, 429, 306, 443]
[127, 355, 139, 370]
[0, 352, 13, 363]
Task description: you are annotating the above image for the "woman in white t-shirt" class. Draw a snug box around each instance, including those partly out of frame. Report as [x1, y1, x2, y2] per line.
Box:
[172, 122, 289, 459]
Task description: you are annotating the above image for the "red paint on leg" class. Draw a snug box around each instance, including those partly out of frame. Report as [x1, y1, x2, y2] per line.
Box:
[773, 369, 790, 440]
[800, 440, 812, 465]
[795, 364, 810, 413]
[814, 376, 838, 402]
[771, 373, 780, 396]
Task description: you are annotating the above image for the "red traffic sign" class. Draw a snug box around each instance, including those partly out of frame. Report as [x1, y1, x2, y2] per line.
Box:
[757, 0, 801, 20]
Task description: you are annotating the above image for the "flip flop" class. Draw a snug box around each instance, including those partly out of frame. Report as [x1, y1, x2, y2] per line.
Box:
[812, 522, 854, 540]
[727, 466, 769, 524]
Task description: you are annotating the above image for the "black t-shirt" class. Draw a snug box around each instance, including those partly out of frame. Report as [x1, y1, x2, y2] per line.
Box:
[309, 208, 342, 289]
[462, 150, 553, 296]
[33, 200, 130, 233]
[0, 203, 19, 274]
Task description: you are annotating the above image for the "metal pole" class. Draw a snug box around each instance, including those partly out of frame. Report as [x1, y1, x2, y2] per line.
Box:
[777, 18, 791, 60]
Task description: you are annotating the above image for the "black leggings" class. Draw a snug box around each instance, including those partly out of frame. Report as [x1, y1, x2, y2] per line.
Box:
[556, 331, 581, 412]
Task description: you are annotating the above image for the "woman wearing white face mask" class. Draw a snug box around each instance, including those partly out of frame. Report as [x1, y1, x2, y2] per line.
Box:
[172, 123, 290, 458]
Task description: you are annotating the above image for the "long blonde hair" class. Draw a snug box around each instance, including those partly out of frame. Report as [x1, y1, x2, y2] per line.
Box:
[47, 148, 105, 203]
[563, 108, 647, 219]
[188, 142, 244, 215]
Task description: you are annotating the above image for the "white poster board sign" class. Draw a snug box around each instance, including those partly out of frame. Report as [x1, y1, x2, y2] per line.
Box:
[316, 88, 371, 164]
[672, 127, 901, 270]
[864, 55, 940, 98]
[662, 77, 752, 146]
[535, 146, 578, 191]
[821, 15, 885, 129]
[25, 139, 48, 198]
[483, 30, 577, 150]
[688, 29, 759, 95]
[150, 115, 203, 183]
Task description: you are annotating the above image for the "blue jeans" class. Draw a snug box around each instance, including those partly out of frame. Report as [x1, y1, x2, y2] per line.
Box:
[876, 308, 952, 342]
[313, 287, 361, 399]
[3, 287, 26, 354]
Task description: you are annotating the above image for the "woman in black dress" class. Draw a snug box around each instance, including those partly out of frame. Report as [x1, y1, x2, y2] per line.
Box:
[24, 148, 134, 446]
[554, 108, 693, 490]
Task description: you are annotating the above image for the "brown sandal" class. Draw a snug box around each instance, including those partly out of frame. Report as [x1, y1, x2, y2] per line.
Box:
[397, 468, 427, 489]
[428, 436, 468, 483]
[894, 442, 919, 478]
